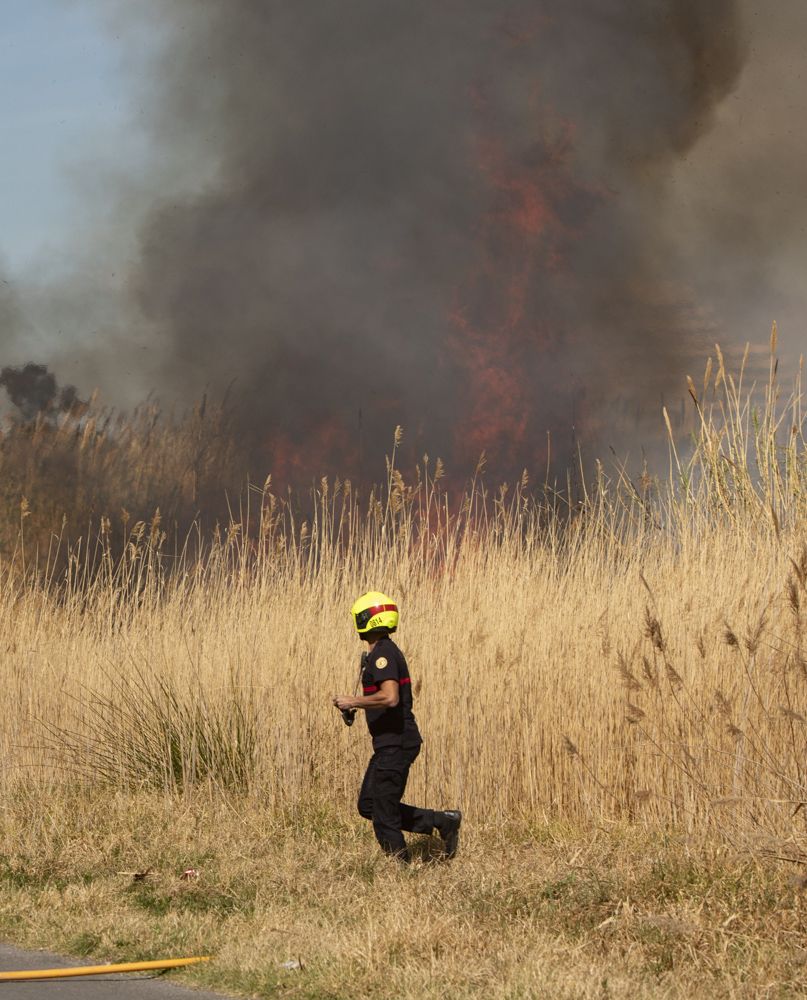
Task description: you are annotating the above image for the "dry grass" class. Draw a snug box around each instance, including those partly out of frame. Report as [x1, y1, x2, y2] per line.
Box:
[0, 337, 805, 997]
[0, 394, 244, 563]
[1, 791, 807, 999]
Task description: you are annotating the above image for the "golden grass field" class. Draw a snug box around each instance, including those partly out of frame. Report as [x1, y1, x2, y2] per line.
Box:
[0, 336, 805, 997]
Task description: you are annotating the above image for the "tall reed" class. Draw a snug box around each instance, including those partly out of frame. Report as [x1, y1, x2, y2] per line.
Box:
[0, 339, 804, 854]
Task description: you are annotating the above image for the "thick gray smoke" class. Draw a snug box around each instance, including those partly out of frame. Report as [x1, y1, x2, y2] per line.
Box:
[8, 1, 756, 479]
[117, 1, 749, 476]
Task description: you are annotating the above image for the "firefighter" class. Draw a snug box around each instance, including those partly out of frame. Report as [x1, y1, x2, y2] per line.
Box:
[332, 591, 461, 862]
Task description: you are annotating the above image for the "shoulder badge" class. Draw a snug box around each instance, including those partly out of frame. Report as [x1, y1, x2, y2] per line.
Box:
[375, 657, 388, 669]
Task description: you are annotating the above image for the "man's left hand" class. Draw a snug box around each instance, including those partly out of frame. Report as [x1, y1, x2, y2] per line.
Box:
[333, 695, 355, 711]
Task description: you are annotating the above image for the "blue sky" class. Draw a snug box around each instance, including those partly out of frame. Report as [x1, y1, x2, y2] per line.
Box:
[0, 1, 135, 270]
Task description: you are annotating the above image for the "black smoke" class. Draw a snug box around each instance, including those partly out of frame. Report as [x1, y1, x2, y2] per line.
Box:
[11, 1, 755, 478]
[128, 1, 749, 475]
[0, 363, 84, 422]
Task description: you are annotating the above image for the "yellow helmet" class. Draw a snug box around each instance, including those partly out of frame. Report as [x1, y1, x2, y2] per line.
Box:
[351, 591, 399, 636]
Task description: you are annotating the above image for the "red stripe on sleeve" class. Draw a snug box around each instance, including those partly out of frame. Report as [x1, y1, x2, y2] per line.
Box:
[363, 685, 379, 694]
[399, 677, 411, 685]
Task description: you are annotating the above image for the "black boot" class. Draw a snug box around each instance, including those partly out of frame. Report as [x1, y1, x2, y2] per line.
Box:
[436, 810, 462, 859]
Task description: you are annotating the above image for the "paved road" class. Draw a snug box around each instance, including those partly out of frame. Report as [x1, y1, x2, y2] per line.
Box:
[0, 945, 230, 999]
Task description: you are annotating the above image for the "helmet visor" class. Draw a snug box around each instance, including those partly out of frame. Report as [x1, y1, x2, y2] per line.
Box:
[354, 603, 397, 630]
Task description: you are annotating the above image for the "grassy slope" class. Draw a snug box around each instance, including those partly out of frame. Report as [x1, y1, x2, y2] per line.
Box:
[0, 792, 805, 999]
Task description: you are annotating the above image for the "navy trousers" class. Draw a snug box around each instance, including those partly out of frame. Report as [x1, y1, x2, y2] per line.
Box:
[357, 744, 435, 857]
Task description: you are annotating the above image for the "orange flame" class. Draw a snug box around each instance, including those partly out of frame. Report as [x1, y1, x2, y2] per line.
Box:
[448, 63, 597, 475]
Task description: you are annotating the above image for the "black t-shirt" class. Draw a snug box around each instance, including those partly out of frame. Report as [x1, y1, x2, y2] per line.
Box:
[361, 637, 422, 749]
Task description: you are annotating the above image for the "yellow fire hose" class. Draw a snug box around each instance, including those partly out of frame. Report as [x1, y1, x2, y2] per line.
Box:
[0, 955, 210, 982]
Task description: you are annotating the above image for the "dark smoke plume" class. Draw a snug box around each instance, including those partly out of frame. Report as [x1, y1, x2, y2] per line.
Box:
[20, 1, 753, 480]
[0, 364, 84, 422]
[118, 0, 748, 478]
